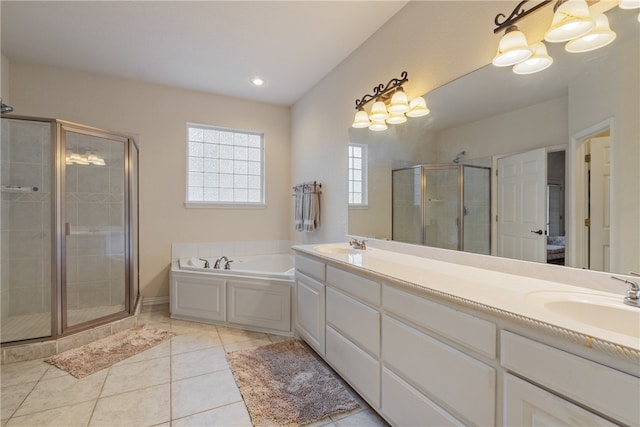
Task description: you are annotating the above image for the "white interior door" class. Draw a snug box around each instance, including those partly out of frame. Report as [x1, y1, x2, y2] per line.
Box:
[497, 148, 547, 262]
[589, 136, 611, 271]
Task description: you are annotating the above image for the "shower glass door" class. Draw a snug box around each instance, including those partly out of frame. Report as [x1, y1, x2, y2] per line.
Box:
[1, 118, 54, 343]
[392, 167, 423, 244]
[424, 166, 460, 250]
[63, 125, 128, 330]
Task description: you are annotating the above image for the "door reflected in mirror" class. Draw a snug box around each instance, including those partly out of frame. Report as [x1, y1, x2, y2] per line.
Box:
[348, 5, 639, 275]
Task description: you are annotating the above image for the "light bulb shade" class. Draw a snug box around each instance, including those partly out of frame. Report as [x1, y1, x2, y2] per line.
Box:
[406, 97, 430, 117]
[565, 13, 616, 53]
[352, 108, 371, 128]
[513, 42, 554, 74]
[87, 154, 106, 166]
[492, 26, 533, 67]
[386, 112, 407, 124]
[388, 89, 409, 113]
[369, 120, 388, 131]
[544, 0, 594, 42]
[619, 0, 640, 9]
[369, 100, 389, 121]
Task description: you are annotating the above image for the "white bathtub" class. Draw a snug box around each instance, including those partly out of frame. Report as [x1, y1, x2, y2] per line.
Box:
[178, 253, 294, 280]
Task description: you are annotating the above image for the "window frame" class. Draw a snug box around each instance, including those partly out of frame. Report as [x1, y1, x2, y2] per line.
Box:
[348, 143, 368, 208]
[184, 123, 266, 209]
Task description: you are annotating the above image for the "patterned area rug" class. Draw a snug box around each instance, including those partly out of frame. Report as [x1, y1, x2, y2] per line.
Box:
[45, 325, 175, 378]
[227, 340, 359, 426]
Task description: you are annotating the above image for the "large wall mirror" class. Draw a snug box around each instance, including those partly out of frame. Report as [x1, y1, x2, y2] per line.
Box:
[349, 5, 639, 275]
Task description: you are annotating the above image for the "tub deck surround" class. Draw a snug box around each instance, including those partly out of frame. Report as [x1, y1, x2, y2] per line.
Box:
[292, 242, 640, 359]
[170, 251, 295, 336]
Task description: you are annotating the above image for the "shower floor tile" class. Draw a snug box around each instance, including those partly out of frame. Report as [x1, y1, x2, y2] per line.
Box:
[0, 304, 389, 427]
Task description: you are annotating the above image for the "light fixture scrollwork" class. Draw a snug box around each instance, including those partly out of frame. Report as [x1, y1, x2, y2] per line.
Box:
[352, 71, 429, 132]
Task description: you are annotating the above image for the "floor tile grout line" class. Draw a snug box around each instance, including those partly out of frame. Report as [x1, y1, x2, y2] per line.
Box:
[86, 363, 111, 427]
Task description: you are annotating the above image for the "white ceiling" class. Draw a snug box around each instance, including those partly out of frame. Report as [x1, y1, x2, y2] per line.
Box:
[1, 1, 408, 106]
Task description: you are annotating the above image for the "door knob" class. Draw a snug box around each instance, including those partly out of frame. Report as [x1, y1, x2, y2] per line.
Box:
[530, 229, 544, 235]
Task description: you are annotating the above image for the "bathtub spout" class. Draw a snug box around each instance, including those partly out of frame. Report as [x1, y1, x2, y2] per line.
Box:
[214, 256, 229, 269]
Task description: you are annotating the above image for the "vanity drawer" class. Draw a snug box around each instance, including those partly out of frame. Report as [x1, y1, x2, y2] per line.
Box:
[383, 315, 496, 426]
[383, 285, 496, 358]
[326, 287, 380, 357]
[326, 265, 380, 306]
[501, 330, 640, 426]
[382, 368, 463, 427]
[295, 254, 325, 282]
[326, 325, 380, 408]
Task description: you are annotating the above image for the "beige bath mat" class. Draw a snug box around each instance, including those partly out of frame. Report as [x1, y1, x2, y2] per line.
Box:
[45, 325, 175, 378]
[227, 340, 359, 426]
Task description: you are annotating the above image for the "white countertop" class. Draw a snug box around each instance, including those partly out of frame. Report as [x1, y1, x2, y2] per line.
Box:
[293, 243, 640, 353]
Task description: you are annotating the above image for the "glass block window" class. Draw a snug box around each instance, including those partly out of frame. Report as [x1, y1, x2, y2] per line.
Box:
[186, 124, 264, 206]
[348, 143, 367, 206]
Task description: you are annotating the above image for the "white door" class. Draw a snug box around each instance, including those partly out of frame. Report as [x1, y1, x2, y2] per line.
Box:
[497, 148, 547, 262]
[589, 137, 611, 271]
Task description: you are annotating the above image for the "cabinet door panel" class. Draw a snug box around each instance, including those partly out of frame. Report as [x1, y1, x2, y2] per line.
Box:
[171, 275, 225, 322]
[295, 255, 325, 281]
[503, 374, 617, 426]
[295, 274, 325, 354]
[227, 280, 291, 332]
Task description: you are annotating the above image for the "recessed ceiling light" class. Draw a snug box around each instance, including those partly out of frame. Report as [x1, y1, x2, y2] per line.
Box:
[251, 77, 264, 86]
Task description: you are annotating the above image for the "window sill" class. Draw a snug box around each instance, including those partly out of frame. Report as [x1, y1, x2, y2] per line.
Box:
[185, 202, 266, 209]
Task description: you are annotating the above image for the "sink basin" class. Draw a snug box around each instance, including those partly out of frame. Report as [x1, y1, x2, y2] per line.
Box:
[313, 245, 363, 254]
[526, 291, 640, 338]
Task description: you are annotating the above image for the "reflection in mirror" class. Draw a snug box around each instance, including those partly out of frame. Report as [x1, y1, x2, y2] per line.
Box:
[348, 5, 639, 275]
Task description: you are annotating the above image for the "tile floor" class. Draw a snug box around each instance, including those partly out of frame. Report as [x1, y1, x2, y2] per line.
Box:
[1, 304, 388, 427]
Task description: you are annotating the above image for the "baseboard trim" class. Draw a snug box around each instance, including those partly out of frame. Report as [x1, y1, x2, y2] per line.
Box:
[143, 296, 170, 306]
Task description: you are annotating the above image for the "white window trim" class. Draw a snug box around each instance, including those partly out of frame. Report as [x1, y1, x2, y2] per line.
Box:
[348, 143, 368, 207]
[185, 123, 266, 208]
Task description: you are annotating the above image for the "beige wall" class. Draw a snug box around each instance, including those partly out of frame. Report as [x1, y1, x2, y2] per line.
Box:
[7, 61, 291, 298]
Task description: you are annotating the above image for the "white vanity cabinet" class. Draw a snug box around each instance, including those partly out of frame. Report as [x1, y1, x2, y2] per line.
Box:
[294, 255, 326, 355]
[291, 246, 640, 426]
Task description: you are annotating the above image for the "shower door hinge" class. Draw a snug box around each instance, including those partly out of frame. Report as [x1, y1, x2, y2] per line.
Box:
[585, 218, 591, 227]
[585, 154, 591, 163]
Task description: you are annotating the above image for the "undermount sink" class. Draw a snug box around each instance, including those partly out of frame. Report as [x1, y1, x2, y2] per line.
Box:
[526, 291, 640, 338]
[313, 245, 363, 254]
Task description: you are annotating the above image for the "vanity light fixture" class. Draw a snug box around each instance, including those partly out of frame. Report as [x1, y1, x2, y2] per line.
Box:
[352, 71, 429, 132]
[492, 0, 631, 75]
[66, 152, 106, 166]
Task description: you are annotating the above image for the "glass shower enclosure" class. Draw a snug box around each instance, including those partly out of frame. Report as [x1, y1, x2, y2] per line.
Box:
[1, 116, 139, 344]
[392, 164, 491, 254]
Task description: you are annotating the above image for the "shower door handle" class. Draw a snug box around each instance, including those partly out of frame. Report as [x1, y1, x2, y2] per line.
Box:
[65, 222, 71, 236]
[530, 229, 544, 235]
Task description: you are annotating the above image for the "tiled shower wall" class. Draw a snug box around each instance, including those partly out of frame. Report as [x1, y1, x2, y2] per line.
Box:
[1, 119, 52, 319]
[65, 132, 125, 317]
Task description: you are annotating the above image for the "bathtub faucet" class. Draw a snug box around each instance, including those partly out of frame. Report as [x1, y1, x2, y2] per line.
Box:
[214, 256, 229, 269]
[199, 258, 210, 269]
[224, 259, 233, 270]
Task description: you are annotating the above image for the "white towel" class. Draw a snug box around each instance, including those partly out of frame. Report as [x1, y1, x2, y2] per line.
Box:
[294, 183, 320, 232]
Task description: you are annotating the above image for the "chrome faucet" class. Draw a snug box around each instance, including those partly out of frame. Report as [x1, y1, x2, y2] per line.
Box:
[349, 238, 367, 250]
[611, 272, 640, 307]
[199, 258, 210, 268]
[214, 256, 229, 269]
[224, 259, 233, 270]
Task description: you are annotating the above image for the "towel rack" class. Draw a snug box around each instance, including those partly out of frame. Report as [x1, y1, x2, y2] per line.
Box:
[292, 181, 322, 195]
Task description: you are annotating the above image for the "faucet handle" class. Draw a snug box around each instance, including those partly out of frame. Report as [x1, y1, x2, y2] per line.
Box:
[629, 271, 639, 277]
[224, 260, 233, 270]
